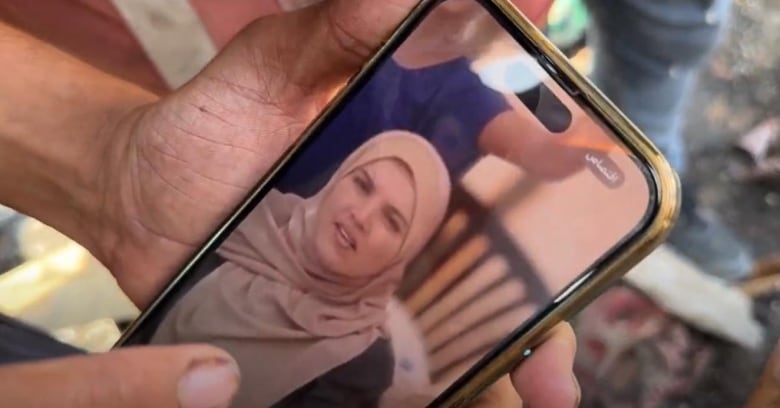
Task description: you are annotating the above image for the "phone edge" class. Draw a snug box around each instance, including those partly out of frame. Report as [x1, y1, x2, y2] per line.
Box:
[111, 1, 682, 405]
[429, 0, 681, 406]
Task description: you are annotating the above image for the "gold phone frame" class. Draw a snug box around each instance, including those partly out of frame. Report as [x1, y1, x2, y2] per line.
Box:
[114, 0, 680, 406]
[427, 1, 679, 406]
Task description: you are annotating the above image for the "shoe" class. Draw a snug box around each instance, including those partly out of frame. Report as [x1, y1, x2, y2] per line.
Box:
[666, 182, 753, 281]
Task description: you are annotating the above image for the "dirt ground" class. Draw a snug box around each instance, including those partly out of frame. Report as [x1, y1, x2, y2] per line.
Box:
[662, 0, 780, 406]
[687, 0, 780, 258]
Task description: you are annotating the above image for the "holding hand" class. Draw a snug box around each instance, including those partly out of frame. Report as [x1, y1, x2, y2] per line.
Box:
[0, 1, 579, 406]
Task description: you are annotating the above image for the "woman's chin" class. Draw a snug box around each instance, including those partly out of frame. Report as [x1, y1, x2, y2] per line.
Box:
[312, 242, 391, 283]
[313, 244, 350, 274]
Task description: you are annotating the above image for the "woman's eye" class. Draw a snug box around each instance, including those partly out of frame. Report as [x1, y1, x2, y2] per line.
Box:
[385, 213, 402, 234]
[353, 174, 371, 194]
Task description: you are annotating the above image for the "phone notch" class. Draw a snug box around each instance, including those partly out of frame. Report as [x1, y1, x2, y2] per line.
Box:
[515, 82, 573, 134]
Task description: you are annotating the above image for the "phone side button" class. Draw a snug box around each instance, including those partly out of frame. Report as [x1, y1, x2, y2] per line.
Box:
[537, 54, 581, 97]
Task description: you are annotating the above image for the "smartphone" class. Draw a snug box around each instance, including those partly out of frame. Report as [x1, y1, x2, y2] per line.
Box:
[115, 0, 679, 407]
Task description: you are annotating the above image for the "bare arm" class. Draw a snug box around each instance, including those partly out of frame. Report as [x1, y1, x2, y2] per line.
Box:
[0, 21, 156, 256]
[476, 69, 619, 181]
[478, 107, 586, 181]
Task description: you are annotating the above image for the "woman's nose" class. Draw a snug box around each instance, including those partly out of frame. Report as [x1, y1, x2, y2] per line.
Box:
[353, 199, 380, 232]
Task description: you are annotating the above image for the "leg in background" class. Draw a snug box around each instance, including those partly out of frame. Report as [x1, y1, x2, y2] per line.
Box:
[584, 0, 752, 280]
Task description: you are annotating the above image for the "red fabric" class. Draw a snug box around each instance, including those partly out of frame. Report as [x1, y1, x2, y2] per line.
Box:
[0, 0, 554, 93]
[574, 286, 713, 408]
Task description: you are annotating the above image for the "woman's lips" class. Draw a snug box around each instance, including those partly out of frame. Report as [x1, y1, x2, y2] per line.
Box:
[335, 222, 357, 251]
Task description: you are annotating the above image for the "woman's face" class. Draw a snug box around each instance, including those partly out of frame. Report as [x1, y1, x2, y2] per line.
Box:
[311, 159, 416, 280]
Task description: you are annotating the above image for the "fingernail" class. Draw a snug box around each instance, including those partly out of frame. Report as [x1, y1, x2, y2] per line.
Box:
[178, 358, 240, 408]
[572, 373, 582, 408]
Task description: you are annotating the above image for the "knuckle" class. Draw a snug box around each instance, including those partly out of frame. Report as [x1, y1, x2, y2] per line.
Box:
[76, 353, 139, 407]
[323, 6, 376, 66]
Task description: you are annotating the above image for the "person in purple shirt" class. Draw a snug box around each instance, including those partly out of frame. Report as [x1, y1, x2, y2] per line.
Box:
[276, 2, 583, 197]
[276, 57, 512, 196]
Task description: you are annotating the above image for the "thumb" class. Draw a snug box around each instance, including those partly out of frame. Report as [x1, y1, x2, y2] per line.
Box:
[181, 0, 420, 111]
[280, 0, 419, 90]
[0, 345, 240, 408]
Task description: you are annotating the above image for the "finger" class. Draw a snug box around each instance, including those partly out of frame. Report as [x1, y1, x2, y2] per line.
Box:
[511, 323, 580, 408]
[201, 0, 420, 104]
[0, 344, 240, 408]
[281, 0, 418, 91]
[174, 0, 422, 125]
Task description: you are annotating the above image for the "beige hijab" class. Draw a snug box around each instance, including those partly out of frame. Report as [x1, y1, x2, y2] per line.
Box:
[151, 130, 452, 407]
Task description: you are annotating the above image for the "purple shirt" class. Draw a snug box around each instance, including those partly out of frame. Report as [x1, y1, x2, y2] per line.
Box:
[276, 57, 511, 196]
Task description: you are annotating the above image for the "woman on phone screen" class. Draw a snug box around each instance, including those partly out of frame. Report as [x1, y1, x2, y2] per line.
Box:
[150, 130, 452, 407]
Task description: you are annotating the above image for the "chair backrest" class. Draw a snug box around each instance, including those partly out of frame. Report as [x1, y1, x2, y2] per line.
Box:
[398, 183, 550, 386]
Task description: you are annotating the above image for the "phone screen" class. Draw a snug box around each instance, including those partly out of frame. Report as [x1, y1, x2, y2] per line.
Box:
[121, 1, 656, 406]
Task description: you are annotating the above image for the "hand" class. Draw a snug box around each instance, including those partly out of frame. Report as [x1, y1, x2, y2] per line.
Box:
[0, 0, 578, 406]
[0, 345, 241, 408]
[0, 325, 577, 408]
[0, 326, 577, 408]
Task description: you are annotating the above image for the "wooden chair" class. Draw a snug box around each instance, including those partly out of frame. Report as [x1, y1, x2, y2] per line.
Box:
[387, 182, 551, 403]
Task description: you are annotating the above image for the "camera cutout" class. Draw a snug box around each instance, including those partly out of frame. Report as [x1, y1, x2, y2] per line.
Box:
[481, 56, 573, 133]
[516, 83, 572, 133]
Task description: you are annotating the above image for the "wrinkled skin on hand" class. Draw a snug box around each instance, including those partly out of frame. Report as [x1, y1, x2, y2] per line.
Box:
[0, 2, 579, 407]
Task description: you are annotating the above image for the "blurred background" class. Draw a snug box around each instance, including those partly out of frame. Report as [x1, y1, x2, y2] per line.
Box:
[1, 0, 780, 406]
